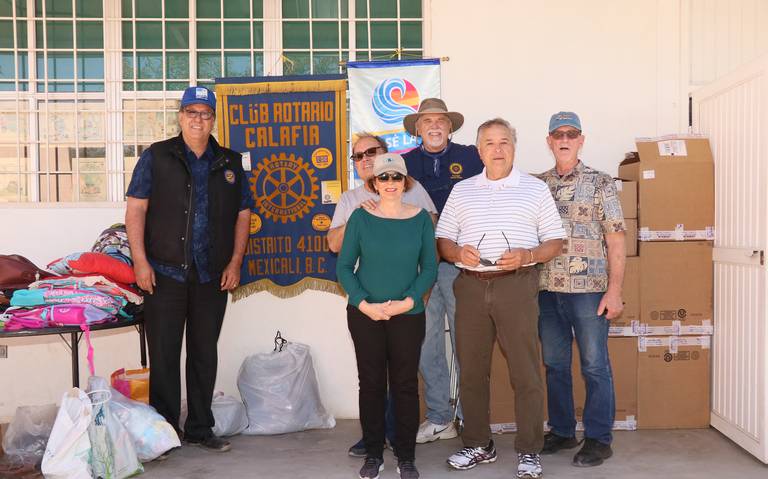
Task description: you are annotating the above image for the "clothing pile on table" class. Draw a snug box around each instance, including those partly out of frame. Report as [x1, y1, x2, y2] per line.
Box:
[1, 224, 143, 331]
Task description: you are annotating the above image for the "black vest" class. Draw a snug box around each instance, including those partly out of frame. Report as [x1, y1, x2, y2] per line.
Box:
[145, 134, 245, 275]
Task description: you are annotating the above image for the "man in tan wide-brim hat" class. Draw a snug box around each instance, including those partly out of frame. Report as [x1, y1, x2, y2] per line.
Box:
[401, 98, 484, 445]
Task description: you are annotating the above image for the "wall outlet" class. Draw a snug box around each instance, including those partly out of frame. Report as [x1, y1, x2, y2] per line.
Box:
[0, 345, 7, 358]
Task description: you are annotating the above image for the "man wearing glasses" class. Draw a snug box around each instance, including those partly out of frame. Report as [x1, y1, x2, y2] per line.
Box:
[436, 118, 565, 479]
[401, 98, 483, 445]
[327, 133, 436, 254]
[536, 112, 626, 467]
[125, 86, 252, 454]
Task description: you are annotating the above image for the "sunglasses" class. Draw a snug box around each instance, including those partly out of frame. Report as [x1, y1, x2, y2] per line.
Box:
[476, 231, 511, 266]
[183, 108, 214, 120]
[550, 129, 581, 140]
[375, 172, 405, 182]
[350, 146, 381, 161]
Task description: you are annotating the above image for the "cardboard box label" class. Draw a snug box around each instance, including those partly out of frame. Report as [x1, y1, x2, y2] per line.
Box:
[657, 139, 688, 156]
[642, 169, 656, 179]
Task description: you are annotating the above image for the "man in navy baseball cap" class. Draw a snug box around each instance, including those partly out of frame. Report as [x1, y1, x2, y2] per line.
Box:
[125, 82, 251, 455]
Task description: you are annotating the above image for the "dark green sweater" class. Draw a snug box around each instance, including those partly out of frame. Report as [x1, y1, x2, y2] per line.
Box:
[336, 208, 438, 314]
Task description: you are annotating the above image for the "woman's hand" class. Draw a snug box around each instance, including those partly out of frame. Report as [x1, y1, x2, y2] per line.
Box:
[383, 297, 414, 317]
[359, 300, 391, 321]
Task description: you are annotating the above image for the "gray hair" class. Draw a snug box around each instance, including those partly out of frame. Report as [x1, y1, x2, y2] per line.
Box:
[475, 118, 517, 145]
[352, 132, 388, 152]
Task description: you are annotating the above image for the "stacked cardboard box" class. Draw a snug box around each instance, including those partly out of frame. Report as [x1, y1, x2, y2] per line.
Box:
[436, 138, 713, 433]
[616, 136, 714, 429]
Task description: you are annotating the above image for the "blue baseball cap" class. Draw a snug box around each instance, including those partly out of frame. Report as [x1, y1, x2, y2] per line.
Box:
[181, 86, 216, 111]
[548, 111, 582, 133]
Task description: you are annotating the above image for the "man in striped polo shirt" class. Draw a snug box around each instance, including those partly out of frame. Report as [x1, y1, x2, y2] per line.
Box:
[536, 111, 626, 467]
[435, 118, 566, 479]
[402, 98, 484, 444]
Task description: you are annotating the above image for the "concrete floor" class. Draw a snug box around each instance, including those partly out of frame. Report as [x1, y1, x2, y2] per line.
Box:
[143, 419, 768, 478]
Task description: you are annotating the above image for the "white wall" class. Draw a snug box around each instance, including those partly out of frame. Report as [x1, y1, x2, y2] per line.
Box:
[2, 0, 758, 422]
[430, 0, 684, 177]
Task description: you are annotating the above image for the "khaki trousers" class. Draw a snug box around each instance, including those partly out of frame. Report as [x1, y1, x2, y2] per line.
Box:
[454, 268, 544, 453]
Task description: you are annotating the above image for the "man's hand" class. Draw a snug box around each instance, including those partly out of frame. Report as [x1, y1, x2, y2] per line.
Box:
[360, 199, 378, 212]
[220, 261, 241, 291]
[383, 297, 414, 317]
[133, 258, 156, 295]
[359, 300, 391, 321]
[458, 245, 482, 267]
[597, 290, 624, 320]
[496, 248, 530, 271]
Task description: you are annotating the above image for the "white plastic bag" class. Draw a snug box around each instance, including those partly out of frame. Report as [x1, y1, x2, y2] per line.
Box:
[238, 341, 335, 435]
[41, 388, 93, 479]
[2, 403, 58, 461]
[211, 392, 248, 437]
[109, 385, 181, 462]
[87, 376, 144, 478]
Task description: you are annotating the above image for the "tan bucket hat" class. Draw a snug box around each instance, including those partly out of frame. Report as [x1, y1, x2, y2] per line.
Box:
[403, 98, 465, 136]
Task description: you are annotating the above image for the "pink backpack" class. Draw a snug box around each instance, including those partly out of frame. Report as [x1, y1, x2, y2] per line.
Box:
[2, 304, 112, 331]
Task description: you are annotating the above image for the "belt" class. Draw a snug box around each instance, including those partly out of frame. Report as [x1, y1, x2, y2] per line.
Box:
[461, 266, 534, 280]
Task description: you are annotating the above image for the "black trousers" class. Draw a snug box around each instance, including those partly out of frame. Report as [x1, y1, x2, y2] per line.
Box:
[144, 270, 228, 441]
[347, 305, 425, 461]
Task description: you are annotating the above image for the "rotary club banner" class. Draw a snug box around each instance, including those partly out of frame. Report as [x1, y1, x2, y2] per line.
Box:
[215, 75, 348, 300]
[347, 59, 441, 155]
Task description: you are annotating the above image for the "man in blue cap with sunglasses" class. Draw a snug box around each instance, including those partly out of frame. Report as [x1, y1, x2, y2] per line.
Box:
[126, 85, 252, 455]
[536, 111, 626, 467]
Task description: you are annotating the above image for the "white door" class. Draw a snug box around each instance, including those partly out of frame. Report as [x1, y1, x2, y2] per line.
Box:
[691, 55, 768, 463]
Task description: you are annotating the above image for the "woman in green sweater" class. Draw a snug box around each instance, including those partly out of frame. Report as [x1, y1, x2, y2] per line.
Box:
[337, 152, 438, 479]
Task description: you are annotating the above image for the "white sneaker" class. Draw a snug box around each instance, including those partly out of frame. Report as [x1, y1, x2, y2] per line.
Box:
[517, 453, 543, 478]
[415, 420, 458, 444]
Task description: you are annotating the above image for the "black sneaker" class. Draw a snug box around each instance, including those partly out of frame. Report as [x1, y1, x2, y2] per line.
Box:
[349, 438, 367, 457]
[359, 456, 384, 479]
[185, 435, 232, 452]
[397, 460, 419, 479]
[541, 431, 579, 454]
[572, 438, 613, 467]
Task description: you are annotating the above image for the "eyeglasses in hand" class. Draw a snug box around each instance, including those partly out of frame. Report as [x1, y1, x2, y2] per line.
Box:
[476, 232, 511, 266]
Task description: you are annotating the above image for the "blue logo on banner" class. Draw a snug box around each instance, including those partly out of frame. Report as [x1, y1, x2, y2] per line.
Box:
[371, 78, 419, 124]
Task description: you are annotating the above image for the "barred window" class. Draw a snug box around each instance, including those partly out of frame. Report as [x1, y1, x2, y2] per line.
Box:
[0, 0, 424, 203]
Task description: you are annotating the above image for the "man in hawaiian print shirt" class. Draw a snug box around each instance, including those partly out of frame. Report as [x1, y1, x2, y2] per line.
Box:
[536, 111, 626, 468]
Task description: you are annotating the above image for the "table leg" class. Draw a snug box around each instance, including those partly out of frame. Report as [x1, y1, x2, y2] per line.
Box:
[139, 322, 147, 368]
[71, 331, 79, 388]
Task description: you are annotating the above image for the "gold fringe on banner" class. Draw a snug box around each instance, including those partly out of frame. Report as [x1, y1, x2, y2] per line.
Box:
[232, 277, 346, 302]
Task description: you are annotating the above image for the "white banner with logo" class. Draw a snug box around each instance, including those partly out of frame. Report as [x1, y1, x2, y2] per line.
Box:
[347, 59, 441, 155]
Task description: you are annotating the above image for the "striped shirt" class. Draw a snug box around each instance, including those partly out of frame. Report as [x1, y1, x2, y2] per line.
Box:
[435, 167, 566, 264]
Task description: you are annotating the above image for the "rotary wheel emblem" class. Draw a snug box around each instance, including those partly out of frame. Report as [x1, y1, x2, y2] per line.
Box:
[252, 152, 319, 224]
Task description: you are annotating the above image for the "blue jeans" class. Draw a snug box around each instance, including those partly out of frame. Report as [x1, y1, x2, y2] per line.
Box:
[538, 291, 615, 444]
[419, 262, 459, 425]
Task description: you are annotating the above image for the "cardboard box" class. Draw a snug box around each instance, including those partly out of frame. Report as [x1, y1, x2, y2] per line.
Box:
[490, 338, 637, 432]
[637, 336, 711, 429]
[625, 218, 638, 257]
[639, 242, 713, 335]
[611, 256, 639, 336]
[616, 180, 637, 219]
[574, 337, 637, 429]
[618, 138, 714, 241]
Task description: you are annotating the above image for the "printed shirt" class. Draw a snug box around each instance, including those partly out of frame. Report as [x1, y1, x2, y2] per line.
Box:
[126, 141, 253, 283]
[536, 161, 626, 293]
[435, 167, 566, 265]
